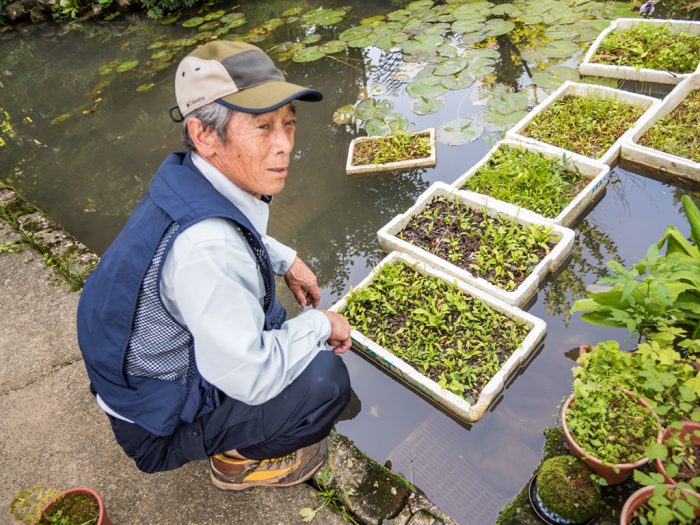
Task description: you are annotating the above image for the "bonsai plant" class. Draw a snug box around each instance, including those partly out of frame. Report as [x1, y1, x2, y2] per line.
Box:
[531, 455, 600, 524]
[11, 485, 112, 525]
[561, 381, 660, 484]
[346, 128, 436, 175]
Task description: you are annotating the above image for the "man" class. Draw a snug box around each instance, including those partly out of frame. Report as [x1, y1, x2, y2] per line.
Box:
[76, 40, 353, 491]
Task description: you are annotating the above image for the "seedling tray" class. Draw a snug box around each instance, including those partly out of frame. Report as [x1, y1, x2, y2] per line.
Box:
[621, 73, 700, 182]
[580, 19, 700, 85]
[451, 139, 610, 227]
[506, 81, 658, 166]
[329, 251, 546, 423]
[346, 128, 436, 175]
[377, 182, 575, 307]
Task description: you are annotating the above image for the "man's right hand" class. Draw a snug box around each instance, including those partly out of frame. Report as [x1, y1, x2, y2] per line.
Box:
[320, 310, 352, 355]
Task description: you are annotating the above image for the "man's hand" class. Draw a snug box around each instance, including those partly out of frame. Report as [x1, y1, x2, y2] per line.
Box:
[284, 257, 321, 308]
[320, 310, 352, 355]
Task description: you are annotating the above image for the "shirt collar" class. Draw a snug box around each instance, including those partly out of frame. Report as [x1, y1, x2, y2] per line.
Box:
[191, 152, 269, 235]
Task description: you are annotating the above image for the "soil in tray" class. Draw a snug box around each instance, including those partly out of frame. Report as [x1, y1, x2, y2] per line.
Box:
[462, 145, 588, 219]
[521, 95, 645, 159]
[592, 23, 700, 74]
[341, 261, 530, 402]
[639, 89, 700, 163]
[398, 196, 555, 292]
[352, 131, 431, 166]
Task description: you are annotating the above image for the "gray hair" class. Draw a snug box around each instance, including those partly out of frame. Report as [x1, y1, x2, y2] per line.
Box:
[182, 102, 236, 152]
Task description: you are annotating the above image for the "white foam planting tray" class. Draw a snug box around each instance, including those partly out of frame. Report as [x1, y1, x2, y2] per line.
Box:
[377, 182, 575, 307]
[506, 81, 659, 166]
[451, 139, 610, 227]
[621, 73, 700, 182]
[580, 18, 700, 85]
[329, 251, 547, 423]
[346, 128, 436, 175]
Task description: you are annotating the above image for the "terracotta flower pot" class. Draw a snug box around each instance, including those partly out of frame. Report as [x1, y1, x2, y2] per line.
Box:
[561, 390, 658, 485]
[43, 487, 113, 525]
[620, 485, 700, 525]
[656, 421, 700, 485]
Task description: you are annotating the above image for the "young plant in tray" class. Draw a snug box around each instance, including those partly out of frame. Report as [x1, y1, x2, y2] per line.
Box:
[341, 261, 530, 402]
[461, 146, 587, 219]
[591, 24, 700, 74]
[521, 95, 644, 159]
[397, 196, 555, 292]
[351, 129, 431, 167]
[639, 89, 700, 163]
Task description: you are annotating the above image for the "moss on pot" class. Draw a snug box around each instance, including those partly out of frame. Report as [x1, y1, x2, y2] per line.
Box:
[537, 455, 600, 523]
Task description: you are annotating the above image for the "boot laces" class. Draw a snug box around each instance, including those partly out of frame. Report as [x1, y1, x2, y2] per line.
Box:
[261, 451, 298, 469]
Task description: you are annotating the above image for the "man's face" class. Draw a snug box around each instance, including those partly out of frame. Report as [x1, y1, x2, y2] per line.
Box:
[211, 103, 296, 198]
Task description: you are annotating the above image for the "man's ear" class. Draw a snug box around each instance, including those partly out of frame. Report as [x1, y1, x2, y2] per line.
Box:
[187, 118, 220, 157]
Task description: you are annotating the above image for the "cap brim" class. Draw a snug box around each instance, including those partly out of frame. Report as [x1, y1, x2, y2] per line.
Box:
[216, 81, 323, 114]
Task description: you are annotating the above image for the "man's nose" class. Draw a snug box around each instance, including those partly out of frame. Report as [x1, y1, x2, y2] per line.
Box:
[273, 127, 293, 154]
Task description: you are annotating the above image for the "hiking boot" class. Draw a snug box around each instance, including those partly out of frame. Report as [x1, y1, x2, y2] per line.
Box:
[209, 440, 327, 491]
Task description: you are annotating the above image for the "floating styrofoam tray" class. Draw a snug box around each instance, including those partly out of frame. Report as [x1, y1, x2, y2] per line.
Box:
[451, 139, 610, 227]
[621, 73, 700, 182]
[346, 128, 436, 175]
[506, 81, 659, 166]
[329, 251, 547, 422]
[377, 182, 575, 307]
[580, 18, 700, 85]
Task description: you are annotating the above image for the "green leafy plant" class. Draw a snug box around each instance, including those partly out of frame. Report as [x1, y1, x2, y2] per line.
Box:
[652, 422, 700, 486]
[352, 130, 431, 166]
[462, 146, 586, 219]
[631, 476, 700, 525]
[592, 23, 700, 74]
[639, 90, 700, 163]
[341, 261, 529, 401]
[398, 196, 555, 291]
[299, 467, 359, 524]
[521, 95, 645, 158]
[11, 486, 63, 525]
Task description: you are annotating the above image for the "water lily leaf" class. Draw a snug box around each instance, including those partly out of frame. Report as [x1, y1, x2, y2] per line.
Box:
[199, 20, 220, 31]
[302, 34, 322, 44]
[150, 49, 172, 60]
[115, 60, 139, 73]
[322, 40, 348, 54]
[401, 34, 444, 54]
[483, 18, 514, 36]
[374, 35, 398, 51]
[98, 59, 119, 76]
[520, 15, 542, 25]
[221, 12, 245, 25]
[282, 7, 303, 17]
[411, 96, 444, 115]
[520, 46, 545, 64]
[452, 19, 483, 34]
[355, 99, 377, 121]
[136, 82, 156, 93]
[492, 4, 522, 17]
[375, 100, 393, 118]
[483, 109, 528, 127]
[452, 2, 492, 19]
[434, 57, 468, 76]
[339, 25, 374, 44]
[365, 118, 392, 136]
[544, 27, 579, 41]
[541, 40, 579, 58]
[302, 7, 347, 26]
[406, 0, 434, 11]
[292, 46, 327, 63]
[387, 8, 411, 21]
[531, 65, 580, 89]
[465, 48, 501, 60]
[333, 104, 355, 125]
[261, 18, 285, 31]
[459, 31, 488, 45]
[384, 113, 409, 131]
[441, 69, 475, 90]
[465, 57, 496, 77]
[360, 15, 385, 26]
[404, 21, 432, 35]
[437, 44, 459, 57]
[424, 22, 451, 35]
[487, 91, 529, 115]
[158, 14, 179, 24]
[346, 36, 374, 48]
[274, 42, 304, 62]
[414, 63, 437, 79]
[407, 76, 448, 98]
[437, 118, 484, 145]
[182, 17, 204, 28]
[204, 9, 225, 21]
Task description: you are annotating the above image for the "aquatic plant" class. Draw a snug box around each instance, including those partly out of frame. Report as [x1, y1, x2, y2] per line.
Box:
[352, 130, 431, 166]
[639, 90, 700, 162]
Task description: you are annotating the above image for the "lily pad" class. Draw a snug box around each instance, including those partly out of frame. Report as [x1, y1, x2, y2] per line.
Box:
[434, 57, 468, 76]
[333, 104, 355, 125]
[406, 0, 434, 11]
[360, 15, 385, 26]
[387, 9, 411, 21]
[452, 19, 483, 34]
[204, 9, 225, 21]
[354, 99, 377, 121]
[384, 113, 409, 131]
[401, 34, 444, 54]
[486, 91, 529, 116]
[531, 65, 580, 90]
[339, 26, 373, 43]
[115, 60, 139, 73]
[182, 17, 204, 28]
[199, 20, 220, 31]
[292, 46, 327, 63]
[98, 59, 119, 76]
[441, 69, 475, 90]
[150, 49, 172, 60]
[221, 12, 245, 25]
[158, 14, 179, 24]
[365, 118, 392, 136]
[483, 18, 515, 36]
[302, 33, 322, 44]
[465, 57, 496, 77]
[452, 2, 492, 19]
[542, 40, 579, 58]
[322, 40, 348, 54]
[412, 96, 444, 115]
[437, 118, 484, 145]
[483, 108, 528, 127]
[261, 18, 285, 31]
[407, 76, 448, 99]
[437, 44, 459, 57]
[136, 82, 156, 93]
[302, 7, 347, 26]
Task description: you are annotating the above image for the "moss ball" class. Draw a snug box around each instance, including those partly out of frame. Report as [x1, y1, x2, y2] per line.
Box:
[536, 455, 600, 523]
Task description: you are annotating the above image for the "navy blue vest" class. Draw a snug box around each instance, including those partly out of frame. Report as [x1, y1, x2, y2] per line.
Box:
[77, 152, 286, 436]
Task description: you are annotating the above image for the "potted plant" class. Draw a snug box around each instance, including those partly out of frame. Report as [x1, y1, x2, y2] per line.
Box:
[529, 455, 600, 525]
[331, 251, 546, 422]
[11, 485, 112, 525]
[561, 381, 660, 485]
[620, 484, 700, 525]
[654, 421, 700, 486]
[345, 128, 436, 175]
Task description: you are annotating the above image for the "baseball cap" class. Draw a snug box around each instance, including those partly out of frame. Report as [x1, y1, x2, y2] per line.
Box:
[172, 40, 323, 120]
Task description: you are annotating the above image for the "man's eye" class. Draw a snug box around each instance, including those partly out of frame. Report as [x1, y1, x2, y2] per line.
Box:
[286, 120, 297, 127]
[257, 124, 270, 130]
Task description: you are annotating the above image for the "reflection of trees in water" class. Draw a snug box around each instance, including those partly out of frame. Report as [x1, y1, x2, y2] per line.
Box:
[543, 219, 621, 325]
[494, 34, 528, 90]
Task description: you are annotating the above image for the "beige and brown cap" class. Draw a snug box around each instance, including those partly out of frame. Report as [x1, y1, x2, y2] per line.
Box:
[173, 40, 322, 120]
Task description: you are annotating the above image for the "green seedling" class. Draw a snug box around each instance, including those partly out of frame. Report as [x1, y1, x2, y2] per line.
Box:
[463, 146, 586, 218]
[398, 197, 555, 291]
[341, 262, 529, 402]
[640, 90, 700, 163]
[352, 130, 431, 166]
[521, 95, 644, 159]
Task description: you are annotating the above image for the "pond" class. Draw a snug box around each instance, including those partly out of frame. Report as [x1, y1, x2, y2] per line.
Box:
[1, 0, 699, 523]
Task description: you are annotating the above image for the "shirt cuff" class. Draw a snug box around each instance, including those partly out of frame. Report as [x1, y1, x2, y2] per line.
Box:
[263, 235, 297, 275]
[286, 309, 331, 344]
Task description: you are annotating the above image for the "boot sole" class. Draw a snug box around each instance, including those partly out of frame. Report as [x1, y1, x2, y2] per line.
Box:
[210, 451, 327, 491]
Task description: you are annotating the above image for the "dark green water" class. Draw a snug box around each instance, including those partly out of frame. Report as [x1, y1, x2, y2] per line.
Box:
[1, 1, 699, 523]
